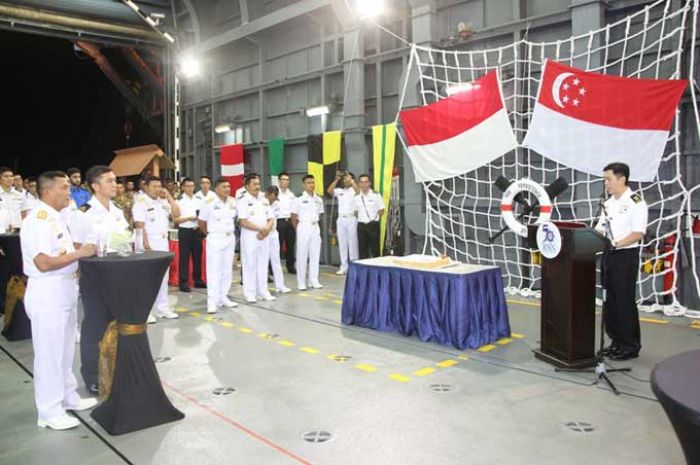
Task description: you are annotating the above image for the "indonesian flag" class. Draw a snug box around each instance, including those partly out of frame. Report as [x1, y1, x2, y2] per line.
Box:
[220, 143, 244, 192]
[523, 60, 687, 182]
[399, 70, 517, 182]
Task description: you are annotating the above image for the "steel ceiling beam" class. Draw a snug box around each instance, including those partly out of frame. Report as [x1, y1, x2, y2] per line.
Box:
[185, 0, 331, 55]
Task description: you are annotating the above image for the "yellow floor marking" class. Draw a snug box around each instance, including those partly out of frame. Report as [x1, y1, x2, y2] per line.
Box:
[506, 299, 540, 308]
[298, 293, 310, 298]
[332, 299, 343, 304]
[220, 322, 234, 328]
[388, 374, 411, 382]
[690, 322, 700, 328]
[639, 317, 669, 325]
[175, 306, 189, 313]
[497, 338, 513, 345]
[510, 333, 525, 339]
[436, 359, 459, 368]
[354, 363, 378, 372]
[323, 292, 336, 296]
[321, 272, 342, 279]
[477, 344, 497, 352]
[204, 316, 217, 322]
[278, 340, 295, 347]
[314, 297, 328, 301]
[299, 347, 320, 354]
[237, 327, 253, 333]
[413, 367, 436, 377]
[457, 355, 470, 361]
[189, 312, 201, 317]
[258, 332, 269, 338]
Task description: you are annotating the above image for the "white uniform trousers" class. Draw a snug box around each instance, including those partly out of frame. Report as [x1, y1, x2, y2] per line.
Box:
[336, 216, 358, 272]
[25, 274, 80, 421]
[241, 231, 271, 300]
[149, 236, 170, 313]
[268, 231, 286, 290]
[296, 223, 321, 288]
[206, 232, 235, 307]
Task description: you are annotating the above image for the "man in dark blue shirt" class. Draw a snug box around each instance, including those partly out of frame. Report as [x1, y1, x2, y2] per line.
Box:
[66, 168, 90, 208]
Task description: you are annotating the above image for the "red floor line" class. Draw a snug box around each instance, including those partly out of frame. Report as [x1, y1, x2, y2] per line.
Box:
[162, 381, 313, 465]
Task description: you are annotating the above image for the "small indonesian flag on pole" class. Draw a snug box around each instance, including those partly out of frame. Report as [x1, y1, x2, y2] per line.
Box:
[523, 60, 687, 182]
[220, 143, 244, 192]
[399, 70, 517, 182]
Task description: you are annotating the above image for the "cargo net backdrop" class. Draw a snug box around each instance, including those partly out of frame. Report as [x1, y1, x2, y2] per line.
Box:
[394, 0, 700, 316]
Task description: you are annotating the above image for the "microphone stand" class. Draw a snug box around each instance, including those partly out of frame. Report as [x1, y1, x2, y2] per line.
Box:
[556, 194, 630, 395]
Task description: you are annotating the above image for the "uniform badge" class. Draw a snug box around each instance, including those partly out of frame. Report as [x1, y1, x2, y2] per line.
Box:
[37, 210, 47, 220]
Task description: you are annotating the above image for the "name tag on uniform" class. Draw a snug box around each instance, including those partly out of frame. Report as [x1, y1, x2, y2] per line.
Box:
[302, 200, 309, 204]
[619, 205, 628, 214]
[214, 205, 221, 210]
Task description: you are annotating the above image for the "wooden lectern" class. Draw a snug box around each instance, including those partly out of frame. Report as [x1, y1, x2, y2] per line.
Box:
[527, 222, 609, 368]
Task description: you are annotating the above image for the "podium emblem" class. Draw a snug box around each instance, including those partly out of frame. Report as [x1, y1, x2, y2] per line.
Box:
[536, 221, 562, 259]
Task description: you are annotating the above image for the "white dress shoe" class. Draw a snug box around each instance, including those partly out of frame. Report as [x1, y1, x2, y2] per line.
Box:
[310, 283, 324, 289]
[277, 287, 291, 293]
[157, 309, 179, 319]
[219, 298, 238, 308]
[245, 296, 257, 303]
[66, 397, 98, 411]
[147, 314, 157, 324]
[260, 294, 276, 302]
[38, 414, 80, 430]
[335, 270, 346, 275]
[297, 286, 307, 291]
[207, 305, 218, 314]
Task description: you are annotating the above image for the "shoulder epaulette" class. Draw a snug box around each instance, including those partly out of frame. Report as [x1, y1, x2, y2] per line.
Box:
[631, 193, 642, 204]
[79, 204, 91, 213]
[36, 210, 47, 220]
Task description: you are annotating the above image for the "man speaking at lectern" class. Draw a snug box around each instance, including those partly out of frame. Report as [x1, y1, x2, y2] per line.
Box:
[596, 162, 648, 361]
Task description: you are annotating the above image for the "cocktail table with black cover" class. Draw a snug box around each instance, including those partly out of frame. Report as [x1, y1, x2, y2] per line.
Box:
[651, 349, 700, 465]
[79, 251, 184, 435]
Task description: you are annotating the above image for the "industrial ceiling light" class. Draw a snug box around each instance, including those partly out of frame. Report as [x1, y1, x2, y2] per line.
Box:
[445, 82, 481, 96]
[356, 0, 384, 19]
[179, 55, 201, 78]
[306, 105, 330, 117]
[215, 123, 233, 134]
[124, 0, 140, 13]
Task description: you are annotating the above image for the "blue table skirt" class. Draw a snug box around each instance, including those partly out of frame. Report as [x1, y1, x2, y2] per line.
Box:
[341, 261, 511, 350]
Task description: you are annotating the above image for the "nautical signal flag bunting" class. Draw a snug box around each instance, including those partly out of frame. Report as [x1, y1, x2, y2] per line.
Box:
[523, 60, 687, 182]
[399, 70, 517, 183]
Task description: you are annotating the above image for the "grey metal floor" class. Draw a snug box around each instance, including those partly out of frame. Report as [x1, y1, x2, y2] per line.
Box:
[1, 266, 698, 465]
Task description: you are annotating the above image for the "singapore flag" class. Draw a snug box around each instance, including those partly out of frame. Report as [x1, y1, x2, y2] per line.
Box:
[523, 60, 687, 182]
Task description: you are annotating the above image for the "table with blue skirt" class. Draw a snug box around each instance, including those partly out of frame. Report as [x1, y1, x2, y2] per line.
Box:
[341, 256, 511, 350]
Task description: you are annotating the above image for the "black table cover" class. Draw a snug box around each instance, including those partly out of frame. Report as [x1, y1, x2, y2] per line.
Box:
[0, 233, 31, 341]
[80, 251, 184, 435]
[0, 234, 23, 314]
[651, 349, 700, 465]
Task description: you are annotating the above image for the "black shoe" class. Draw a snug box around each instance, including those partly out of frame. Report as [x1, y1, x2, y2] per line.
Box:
[609, 350, 639, 361]
[287, 268, 297, 275]
[267, 275, 274, 283]
[601, 345, 620, 356]
[179, 286, 192, 293]
[194, 282, 207, 289]
[87, 383, 99, 395]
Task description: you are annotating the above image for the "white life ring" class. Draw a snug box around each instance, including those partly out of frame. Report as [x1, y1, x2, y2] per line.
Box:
[500, 178, 552, 237]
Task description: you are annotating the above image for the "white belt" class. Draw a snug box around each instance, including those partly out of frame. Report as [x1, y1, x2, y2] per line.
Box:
[28, 273, 77, 281]
[299, 220, 318, 225]
[148, 233, 168, 240]
[339, 214, 355, 218]
[209, 231, 234, 236]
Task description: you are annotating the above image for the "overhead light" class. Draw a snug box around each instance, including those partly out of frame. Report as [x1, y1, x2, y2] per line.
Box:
[124, 0, 140, 13]
[445, 82, 481, 96]
[145, 16, 157, 27]
[356, 0, 383, 19]
[215, 123, 233, 134]
[163, 32, 175, 43]
[179, 55, 201, 78]
[306, 105, 330, 117]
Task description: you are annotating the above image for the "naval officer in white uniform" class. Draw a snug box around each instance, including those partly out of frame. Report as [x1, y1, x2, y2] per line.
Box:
[20, 171, 97, 430]
[198, 178, 238, 313]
